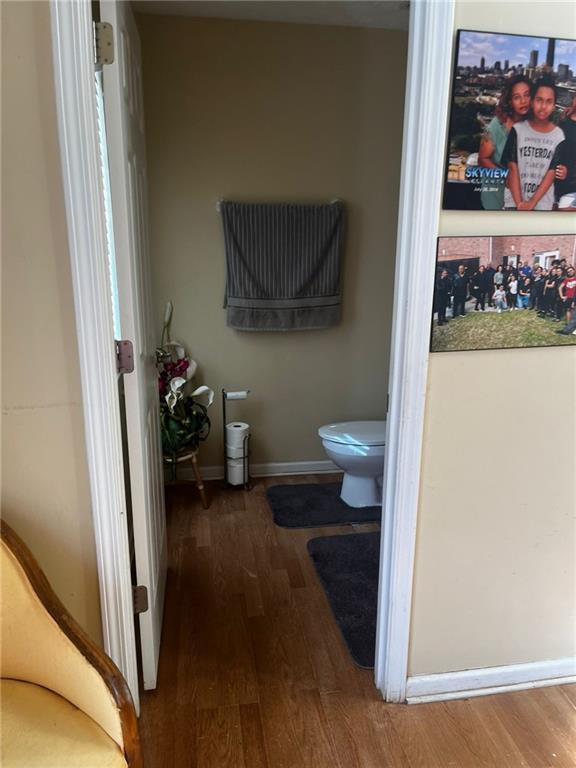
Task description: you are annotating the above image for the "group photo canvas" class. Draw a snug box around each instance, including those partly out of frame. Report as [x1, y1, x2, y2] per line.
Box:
[431, 234, 576, 352]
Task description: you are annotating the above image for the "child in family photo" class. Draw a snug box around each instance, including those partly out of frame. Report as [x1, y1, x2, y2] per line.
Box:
[493, 285, 507, 312]
[503, 78, 565, 210]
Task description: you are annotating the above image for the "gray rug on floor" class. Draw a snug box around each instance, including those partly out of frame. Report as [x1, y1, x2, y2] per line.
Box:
[267, 483, 381, 528]
[307, 531, 379, 668]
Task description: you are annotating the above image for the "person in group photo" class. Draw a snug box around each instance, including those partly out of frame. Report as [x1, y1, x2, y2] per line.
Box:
[553, 265, 567, 321]
[558, 266, 576, 324]
[541, 268, 560, 318]
[478, 75, 531, 211]
[556, 266, 576, 335]
[504, 263, 517, 283]
[558, 267, 576, 323]
[555, 94, 576, 211]
[493, 264, 505, 291]
[507, 271, 518, 310]
[531, 266, 545, 311]
[451, 264, 469, 318]
[434, 268, 453, 326]
[484, 263, 496, 306]
[471, 265, 489, 311]
[517, 274, 531, 308]
[493, 283, 507, 312]
[518, 260, 532, 277]
[503, 77, 566, 211]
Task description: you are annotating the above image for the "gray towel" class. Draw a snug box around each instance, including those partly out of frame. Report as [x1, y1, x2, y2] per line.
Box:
[221, 201, 345, 331]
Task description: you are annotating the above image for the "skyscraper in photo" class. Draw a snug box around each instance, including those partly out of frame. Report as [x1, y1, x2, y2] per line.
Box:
[546, 38, 555, 68]
[529, 50, 538, 68]
[480, 56, 485, 71]
[504, 59, 509, 71]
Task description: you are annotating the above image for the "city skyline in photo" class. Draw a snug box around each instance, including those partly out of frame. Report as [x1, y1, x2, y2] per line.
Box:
[458, 30, 576, 75]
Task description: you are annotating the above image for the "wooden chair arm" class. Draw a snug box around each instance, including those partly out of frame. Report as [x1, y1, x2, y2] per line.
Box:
[0, 518, 142, 768]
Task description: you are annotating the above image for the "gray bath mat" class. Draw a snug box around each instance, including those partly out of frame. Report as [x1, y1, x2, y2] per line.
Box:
[307, 531, 380, 668]
[266, 483, 381, 528]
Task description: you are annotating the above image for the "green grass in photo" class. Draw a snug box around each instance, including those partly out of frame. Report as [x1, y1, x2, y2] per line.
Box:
[431, 309, 576, 352]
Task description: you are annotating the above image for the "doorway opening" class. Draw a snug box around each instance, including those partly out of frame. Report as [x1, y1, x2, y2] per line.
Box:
[130, 0, 409, 705]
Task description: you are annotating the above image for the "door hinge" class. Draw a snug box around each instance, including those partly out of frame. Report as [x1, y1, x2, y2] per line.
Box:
[133, 585, 149, 615]
[94, 21, 114, 67]
[116, 340, 134, 374]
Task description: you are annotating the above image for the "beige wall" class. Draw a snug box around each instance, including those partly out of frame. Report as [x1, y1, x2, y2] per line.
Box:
[409, 2, 576, 675]
[1, 1, 102, 643]
[138, 15, 407, 466]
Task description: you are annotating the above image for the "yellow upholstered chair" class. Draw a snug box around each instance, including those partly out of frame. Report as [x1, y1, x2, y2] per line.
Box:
[0, 519, 142, 767]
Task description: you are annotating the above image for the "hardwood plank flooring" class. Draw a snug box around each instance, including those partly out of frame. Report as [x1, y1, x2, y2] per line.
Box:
[140, 475, 576, 768]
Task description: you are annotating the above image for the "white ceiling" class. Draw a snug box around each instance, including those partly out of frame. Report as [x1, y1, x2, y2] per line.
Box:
[132, 1, 410, 31]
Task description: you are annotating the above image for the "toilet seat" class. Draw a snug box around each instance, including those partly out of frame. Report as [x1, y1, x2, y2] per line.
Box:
[318, 421, 386, 446]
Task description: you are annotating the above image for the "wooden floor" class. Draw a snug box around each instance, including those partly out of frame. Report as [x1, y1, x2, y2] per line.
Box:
[140, 475, 576, 768]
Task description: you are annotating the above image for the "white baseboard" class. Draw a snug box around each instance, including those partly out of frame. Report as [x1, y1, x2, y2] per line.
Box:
[406, 657, 576, 704]
[166, 459, 341, 482]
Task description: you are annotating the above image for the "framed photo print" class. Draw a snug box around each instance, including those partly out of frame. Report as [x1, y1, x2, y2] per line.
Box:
[443, 30, 576, 211]
[430, 235, 576, 352]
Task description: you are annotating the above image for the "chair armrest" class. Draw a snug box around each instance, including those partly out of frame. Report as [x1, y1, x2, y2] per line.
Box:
[0, 519, 141, 768]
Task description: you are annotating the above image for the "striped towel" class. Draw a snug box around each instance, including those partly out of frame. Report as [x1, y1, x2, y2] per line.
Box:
[221, 201, 345, 331]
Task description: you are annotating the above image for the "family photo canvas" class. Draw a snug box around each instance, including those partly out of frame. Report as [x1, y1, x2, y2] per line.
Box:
[443, 30, 576, 211]
[431, 235, 576, 352]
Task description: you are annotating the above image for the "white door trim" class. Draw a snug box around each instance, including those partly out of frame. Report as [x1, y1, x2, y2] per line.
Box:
[49, 0, 140, 710]
[374, 0, 455, 702]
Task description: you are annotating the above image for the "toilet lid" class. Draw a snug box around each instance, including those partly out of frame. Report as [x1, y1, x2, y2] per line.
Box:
[318, 421, 386, 446]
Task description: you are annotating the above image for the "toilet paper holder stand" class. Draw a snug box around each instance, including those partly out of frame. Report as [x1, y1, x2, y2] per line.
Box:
[222, 389, 251, 490]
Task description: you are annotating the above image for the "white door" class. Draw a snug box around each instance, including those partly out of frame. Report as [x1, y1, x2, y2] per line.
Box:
[101, 0, 167, 690]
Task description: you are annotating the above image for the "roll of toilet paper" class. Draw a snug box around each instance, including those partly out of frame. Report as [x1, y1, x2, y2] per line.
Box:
[226, 444, 245, 460]
[227, 458, 247, 486]
[225, 390, 250, 400]
[226, 421, 250, 449]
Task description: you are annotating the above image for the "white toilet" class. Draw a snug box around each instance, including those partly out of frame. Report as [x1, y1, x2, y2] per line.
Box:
[318, 420, 386, 508]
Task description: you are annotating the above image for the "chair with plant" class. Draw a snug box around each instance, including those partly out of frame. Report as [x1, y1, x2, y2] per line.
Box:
[156, 303, 214, 509]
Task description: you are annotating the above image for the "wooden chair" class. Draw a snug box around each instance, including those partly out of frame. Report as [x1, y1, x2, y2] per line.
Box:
[0, 519, 142, 767]
[163, 449, 209, 509]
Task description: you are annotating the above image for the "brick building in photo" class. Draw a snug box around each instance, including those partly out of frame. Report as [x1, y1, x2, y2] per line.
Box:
[437, 235, 576, 274]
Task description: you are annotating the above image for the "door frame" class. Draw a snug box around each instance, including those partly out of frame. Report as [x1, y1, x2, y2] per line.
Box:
[49, 0, 140, 710]
[50, 0, 454, 704]
[375, 0, 455, 701]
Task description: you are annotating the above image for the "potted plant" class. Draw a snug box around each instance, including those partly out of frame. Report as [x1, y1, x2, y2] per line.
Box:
[157, 303, 214, 477]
